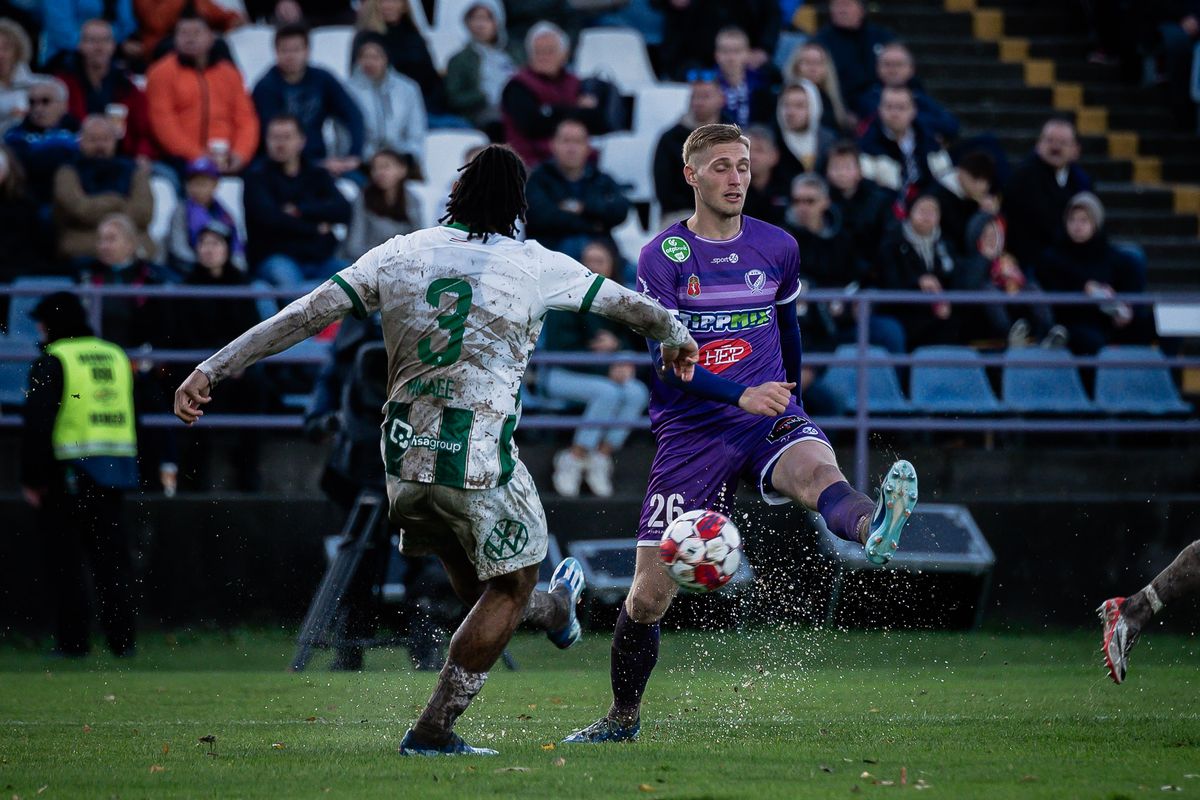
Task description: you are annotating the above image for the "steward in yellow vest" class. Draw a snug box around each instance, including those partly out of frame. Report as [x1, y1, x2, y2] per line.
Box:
[20, 292, 138, 658]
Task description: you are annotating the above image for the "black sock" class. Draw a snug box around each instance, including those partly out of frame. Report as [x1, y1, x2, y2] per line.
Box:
[608, 604, 659, 724]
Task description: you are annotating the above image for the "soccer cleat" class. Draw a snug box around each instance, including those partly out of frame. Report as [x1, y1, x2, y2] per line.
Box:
[1097, 597, 1139, 685]
[547, 557, 586, 649]
[865, 460, 918, 566]
[398, 729, 498, 756]
[561, 716, 640, 744]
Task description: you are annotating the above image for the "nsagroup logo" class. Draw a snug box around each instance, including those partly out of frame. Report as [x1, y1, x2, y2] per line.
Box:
[387, 418, 464, 454]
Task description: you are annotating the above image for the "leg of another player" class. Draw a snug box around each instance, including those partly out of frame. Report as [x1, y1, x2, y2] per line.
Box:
[1123, 540, 1200, 628]
[612, 548, 677, 722]
[769, 441, 873, 544]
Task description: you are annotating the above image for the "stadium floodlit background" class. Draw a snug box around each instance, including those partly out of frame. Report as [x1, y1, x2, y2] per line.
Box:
[1, 0, 1199, 797]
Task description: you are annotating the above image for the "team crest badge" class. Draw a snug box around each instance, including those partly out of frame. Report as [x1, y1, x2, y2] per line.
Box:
[686, 274, 702, 297]
[661, 236, 692, 263]
[745, 269, 766, 293]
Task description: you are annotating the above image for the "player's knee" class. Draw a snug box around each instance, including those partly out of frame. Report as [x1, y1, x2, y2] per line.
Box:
[627, 587, 670, 624]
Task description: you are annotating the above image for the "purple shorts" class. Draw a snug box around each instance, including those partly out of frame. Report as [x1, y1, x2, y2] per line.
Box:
[635, 401, 832, 546]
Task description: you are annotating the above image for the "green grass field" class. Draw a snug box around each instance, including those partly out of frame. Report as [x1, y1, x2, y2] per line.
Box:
[1, 627, 1197, 799]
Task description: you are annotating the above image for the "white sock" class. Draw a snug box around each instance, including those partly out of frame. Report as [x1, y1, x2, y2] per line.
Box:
[1143, 584, 1164, 614]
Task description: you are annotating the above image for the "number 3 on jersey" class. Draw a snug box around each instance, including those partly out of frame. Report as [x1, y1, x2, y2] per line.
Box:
[418, 278, 473, 367]
[647, 493, 685, 528]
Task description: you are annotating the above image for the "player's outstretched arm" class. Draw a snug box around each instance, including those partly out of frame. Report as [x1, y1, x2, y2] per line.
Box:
[173, 281, 353, 424]
[587, 281, 698, 381]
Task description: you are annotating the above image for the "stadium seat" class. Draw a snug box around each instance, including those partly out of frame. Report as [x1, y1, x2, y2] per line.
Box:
[214, 177, 246, 243]
[423, 130, 489, 206]
[0, 355, 29, 409]
[819, 344, 913, 415]
[632, 83, 690, 140]
[611, 210, 652, 265]
[226, 25, 276, 87]
[433, 0, 476, 36]
[408, 0, 431, 33]
[148, 174, 177, 256]
[1094, 346, 1192, 416]
[425, 28, 468, 73]
[1001, 347, 1096, 415]
[910, 346, 1004, 415]
[596, 131, 654, 204]
[209, 0, 246, 11]
[573, 28, 656, 92]
[310, 26, 354, 81]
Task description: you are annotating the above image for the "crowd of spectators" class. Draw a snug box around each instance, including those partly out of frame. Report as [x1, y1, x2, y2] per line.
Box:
[0, 0, 1170, 493]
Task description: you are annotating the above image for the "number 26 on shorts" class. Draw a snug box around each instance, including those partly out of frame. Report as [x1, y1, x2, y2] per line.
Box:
[647, 493, 685, 529]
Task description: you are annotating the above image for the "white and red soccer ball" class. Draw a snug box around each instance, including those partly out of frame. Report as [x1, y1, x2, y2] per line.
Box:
[658, 509, 742, 592]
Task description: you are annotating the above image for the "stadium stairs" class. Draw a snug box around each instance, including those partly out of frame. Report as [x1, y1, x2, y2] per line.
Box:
[794, 0, 1200, 290]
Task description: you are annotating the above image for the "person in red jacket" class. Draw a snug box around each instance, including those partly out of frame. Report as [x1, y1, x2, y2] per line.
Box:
[145, 14, 259, 175]
[57, 19, 154, 161]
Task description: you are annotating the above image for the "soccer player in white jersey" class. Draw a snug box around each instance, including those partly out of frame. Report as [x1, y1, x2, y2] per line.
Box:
[173, 145, 699, 756]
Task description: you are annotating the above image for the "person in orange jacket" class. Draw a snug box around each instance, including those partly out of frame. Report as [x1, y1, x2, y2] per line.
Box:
[145, 14, 259, 175]
[135, 0, 246, 61]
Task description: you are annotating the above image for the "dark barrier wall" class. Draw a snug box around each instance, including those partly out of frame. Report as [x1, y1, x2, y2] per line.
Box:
[2, 493, 1198, 634]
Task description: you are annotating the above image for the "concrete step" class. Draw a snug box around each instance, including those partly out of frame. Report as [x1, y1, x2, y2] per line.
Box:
[917, 58, 1026, 83]
[905, 37, 1000, 59]
[1078, 156, 1133, 182]
[1138, 132, 1200, 157]
[1093, 182, 1175, 211]
[859, 7, 976, 36]
[954, 104, 1076, 130]
[925, 82, 1052, 107]
[1105, 211, 1197, 238]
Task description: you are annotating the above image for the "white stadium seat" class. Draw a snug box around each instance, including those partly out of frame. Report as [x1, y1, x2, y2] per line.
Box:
[596, 131, 655, 204]
[573, 28, 656, 93]
[409, 0, 431, 33]
[148, 174, 177, 256]
[209, 0, 246, 12]
[407, 180, 448, 229]
[433, 0, 477, 37]
[310, 26, 354, 81]
[425, 28, 469, 73]
[226, 24, 275, 87]
[214, 177, 246, 243]
[633, 83, 690, 138]
[423, 129, 490, 205]
[611, 209, 653, 265]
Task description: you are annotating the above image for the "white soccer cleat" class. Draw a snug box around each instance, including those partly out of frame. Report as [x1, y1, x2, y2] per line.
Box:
[1098, 597, 1139, 684]
[864, 460, 918, 566]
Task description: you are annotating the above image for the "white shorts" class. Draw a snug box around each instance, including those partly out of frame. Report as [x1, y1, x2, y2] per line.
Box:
[387, 458, 548, 581]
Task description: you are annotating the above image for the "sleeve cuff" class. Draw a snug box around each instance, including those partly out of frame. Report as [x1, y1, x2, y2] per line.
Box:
[776, 283, 802, 305]
[330, 274, 367, 319]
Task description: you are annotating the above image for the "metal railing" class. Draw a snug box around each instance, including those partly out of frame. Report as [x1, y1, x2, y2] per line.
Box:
[2, 284, 1199, 491]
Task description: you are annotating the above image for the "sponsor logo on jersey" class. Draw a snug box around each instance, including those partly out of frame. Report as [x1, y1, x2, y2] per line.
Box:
[686, 274, 702, 297]
[766, 415, 805, 443]
[745, 269, 766, 293]
[661, 236, 692, 262]
[711, 252, 739, 264]
[677, 306, 773, 333]
[387, 417, 465, 454]
[697, 338, 753, 374]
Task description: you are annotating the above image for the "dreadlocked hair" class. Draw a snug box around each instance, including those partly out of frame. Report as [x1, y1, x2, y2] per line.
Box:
[440, 144, 528, 239]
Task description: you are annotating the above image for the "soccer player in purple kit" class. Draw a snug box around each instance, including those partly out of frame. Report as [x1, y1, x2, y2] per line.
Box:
[563, 124, 919, 744]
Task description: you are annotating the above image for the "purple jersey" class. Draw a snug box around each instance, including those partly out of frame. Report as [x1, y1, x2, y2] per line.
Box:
[637, 216, 801, 433]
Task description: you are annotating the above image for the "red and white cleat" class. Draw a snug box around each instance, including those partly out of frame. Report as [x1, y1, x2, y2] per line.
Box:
[1097, 597, 1138, 685]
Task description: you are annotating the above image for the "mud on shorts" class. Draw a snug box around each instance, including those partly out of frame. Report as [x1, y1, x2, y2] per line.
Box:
[636, 401, 832, 547]
[387, 459, 548, 581]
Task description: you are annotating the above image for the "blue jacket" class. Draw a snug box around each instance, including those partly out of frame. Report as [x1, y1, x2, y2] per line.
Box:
[42, 0, 137, 66]
[252, 66, 366, 161]
[815, 20, 896, 113]
[3, 118, 80, 204]
[243, 159, 352, 265]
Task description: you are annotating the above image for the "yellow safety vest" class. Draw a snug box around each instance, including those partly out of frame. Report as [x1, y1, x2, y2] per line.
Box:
[46, 336, 137, 461]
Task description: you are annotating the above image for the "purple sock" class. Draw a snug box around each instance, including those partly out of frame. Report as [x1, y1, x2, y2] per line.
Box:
[609, 604, 659, 723]
[817, 480, 875, 543]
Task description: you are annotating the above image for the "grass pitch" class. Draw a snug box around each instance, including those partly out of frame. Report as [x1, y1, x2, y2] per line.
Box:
[0, 627, 1197, 799]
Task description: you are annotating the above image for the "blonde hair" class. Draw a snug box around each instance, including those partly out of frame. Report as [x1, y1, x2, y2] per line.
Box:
[0, 19, 32, 74]
[682, 123, 749, 166]
[785, 41, 848, 131]
[356, 0, 414, 33]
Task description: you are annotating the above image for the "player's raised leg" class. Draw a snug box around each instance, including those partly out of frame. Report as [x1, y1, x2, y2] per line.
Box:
[767, 439, 917, 565]
[563, 546, 678, 743]
[1098, 539, 1200, 684]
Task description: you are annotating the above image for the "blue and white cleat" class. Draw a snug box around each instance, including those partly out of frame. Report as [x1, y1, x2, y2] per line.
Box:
[398, 729, 498, 756]
[562, 716, 640, 744]
[547, 556, 586, 649]
[864, 459, 918, 566]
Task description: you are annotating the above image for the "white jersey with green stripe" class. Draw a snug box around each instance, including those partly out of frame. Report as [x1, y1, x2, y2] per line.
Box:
[195, 225, 689, 491]
[329, 225, 684, 490]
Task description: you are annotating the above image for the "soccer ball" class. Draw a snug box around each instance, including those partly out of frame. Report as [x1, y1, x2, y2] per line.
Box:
[658, 509, 742, 592]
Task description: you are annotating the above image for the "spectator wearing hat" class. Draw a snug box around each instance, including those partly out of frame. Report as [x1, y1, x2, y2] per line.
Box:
[56, 19, 154, 161]
[244, 114, 351, 286]
[21, 290, 139, 658]
[167, 156, 245, 272]
[345, 32, 426, 165]
[774, 80, 835, 177]
[52, 114, 153, 262]
[342, 149, 421, 260]
[444, 0, 519, 136]
[175, 221, 267, 490]
[252, 23, 365, 177]
[145, 14, 259, 175]
[1036, 192, 1152, 355]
